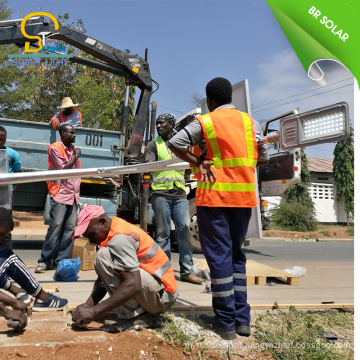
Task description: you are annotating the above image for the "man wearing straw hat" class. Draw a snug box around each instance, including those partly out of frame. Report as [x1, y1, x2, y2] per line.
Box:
[49, 97, 82, 130]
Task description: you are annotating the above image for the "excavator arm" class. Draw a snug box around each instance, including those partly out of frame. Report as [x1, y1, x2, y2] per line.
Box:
[0, 17, 153, 158]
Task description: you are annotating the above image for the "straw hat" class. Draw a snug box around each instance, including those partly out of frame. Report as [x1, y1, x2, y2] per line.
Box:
[58, 97, 79, 109]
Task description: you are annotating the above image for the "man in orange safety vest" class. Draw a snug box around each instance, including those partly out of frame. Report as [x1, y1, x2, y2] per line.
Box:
[169, 77, 269, 340]
[71, 205, 178, 330]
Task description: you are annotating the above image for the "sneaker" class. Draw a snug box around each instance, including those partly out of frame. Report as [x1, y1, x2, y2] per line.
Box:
[16, 292, 34, 305]
[235, 324, 251, 337]
[34, 263, 52, 273]
[199, 314, 236, 340]
[33, 294, 68, 312]
[180, 273, 203, 285]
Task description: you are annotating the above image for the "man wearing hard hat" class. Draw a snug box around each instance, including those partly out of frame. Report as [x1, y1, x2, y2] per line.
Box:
[49, 97, 82, 130]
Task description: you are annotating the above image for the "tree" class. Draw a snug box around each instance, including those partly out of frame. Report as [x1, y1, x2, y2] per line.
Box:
[189, 92, 203, 108]
[0, 0, 43, 119]
[286, 149, 314, 207]
[270, 149, 317, 231]
[0, 7, 136, 133]
[333, 126, 354, 223]
[73, 52, 136, 132]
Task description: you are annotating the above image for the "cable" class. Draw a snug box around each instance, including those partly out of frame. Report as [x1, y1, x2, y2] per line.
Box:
[156, 105, 184, 114]
[252, 83, 353, 114]
[306, 147, 334, 153]
[251, 77, 353, 110]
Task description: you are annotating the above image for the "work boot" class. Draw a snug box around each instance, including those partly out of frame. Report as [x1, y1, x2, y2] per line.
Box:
[34, 262, 52, 273]
[180, 273, 203, 285]
[199, 314, 236, 340]
[235, 324, 251, 337]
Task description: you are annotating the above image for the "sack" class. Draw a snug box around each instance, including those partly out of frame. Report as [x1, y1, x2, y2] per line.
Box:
[53, 257, 81, 282]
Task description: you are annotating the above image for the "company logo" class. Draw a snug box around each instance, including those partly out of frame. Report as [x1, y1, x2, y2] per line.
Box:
[8, 10, 72, 67]
[21, 11, 59, 53]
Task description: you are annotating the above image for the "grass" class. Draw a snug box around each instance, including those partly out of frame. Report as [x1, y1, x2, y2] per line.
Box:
[147, 310, 354, 359]
[346, 227, 354, 237]
[253, 308, 354, 360]
[155, 313, 215, 359]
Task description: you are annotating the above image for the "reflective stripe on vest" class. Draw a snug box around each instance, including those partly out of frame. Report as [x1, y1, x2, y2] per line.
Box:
[151, 137, 185, 191]
[195, 109, 258, 207]
[59, 109, 82, 125]
[46, 141, 81, 196]
[99, 217, 177, 294]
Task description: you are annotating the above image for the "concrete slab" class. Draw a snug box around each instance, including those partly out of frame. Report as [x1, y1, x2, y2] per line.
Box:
[0, 312, 107, 348]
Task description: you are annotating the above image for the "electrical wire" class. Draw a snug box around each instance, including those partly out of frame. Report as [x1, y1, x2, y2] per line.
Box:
[251, 77, 354, 110]
[252, 83, 353, 114]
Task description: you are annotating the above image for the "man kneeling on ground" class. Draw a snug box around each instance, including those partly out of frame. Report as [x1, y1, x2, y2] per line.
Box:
[72, 206, 179, 329]
[0, 208, 68, 330]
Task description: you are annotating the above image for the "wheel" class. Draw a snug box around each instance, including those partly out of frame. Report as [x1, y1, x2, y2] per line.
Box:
[188, 198, 202, 253]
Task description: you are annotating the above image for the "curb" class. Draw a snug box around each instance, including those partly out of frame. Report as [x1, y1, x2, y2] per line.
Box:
[248, 237, 353, 242]
[12, 229, 47, 239]
[316, 238, 354, 242]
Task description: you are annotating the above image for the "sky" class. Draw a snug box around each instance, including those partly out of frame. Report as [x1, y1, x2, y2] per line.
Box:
[4, 0, 355, 159]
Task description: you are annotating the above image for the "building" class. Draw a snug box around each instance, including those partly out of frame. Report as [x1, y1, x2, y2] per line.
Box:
[307, 158, 347, 224]
[263, 157, 348, 224]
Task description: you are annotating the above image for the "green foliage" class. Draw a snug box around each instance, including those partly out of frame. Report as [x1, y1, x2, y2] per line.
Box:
[346, 226, 354, 237]
[73, 57, 136, 132]
[0, 6, 136, 133]
[254, 309, 353, 360]
[333, 127, 354, 222]
[270, 201, 317, 231]
[286, 149, 314, 207]
[0, 1, 43, 118]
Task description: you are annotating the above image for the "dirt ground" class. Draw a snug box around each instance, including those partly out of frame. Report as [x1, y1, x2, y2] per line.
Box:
[262, 225, 353, 240]
[0, 312, 275, 360]
[13, 211, 48, 230]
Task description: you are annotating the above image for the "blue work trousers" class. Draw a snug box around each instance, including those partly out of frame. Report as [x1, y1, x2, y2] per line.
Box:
[197, 206, 252, 330]
[0, 248, 42, 296]
[38, 198, 77, 267]
[151, 196, 193, 277]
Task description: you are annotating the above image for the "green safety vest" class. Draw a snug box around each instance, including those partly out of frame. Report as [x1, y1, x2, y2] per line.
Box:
[151, 137, 185, 191]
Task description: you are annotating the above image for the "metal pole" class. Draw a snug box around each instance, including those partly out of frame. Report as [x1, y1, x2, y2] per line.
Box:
[140, 174, 150, 231]
[120, 84, 130, 132]
[150, 101, 157, 141]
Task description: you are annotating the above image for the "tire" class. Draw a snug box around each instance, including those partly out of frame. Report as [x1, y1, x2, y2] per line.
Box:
[188, 198, 202, 253]
[262, 216, 270, 230]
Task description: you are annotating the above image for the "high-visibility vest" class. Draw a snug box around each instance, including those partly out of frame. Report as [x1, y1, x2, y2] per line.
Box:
[191, 108, 258, 208]
[46, 141, 81, 196]
[151, 137, 185, 191]
[58, 109, 82, 125]
[99, 216, 178, 294]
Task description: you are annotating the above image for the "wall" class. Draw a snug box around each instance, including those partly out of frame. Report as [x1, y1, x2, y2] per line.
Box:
[263, 182, 348, 224]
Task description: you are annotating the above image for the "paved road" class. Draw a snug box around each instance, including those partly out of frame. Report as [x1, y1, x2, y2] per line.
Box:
[11, 239, 354, 308]
[13, 239, 354, 266]
[243, 241, 354, 265]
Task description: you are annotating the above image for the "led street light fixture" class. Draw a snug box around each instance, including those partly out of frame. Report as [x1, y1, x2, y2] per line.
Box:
[279, 102, 349, 150]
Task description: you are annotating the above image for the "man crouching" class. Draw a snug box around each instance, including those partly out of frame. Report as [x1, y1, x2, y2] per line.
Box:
[72, 206, 178, 329]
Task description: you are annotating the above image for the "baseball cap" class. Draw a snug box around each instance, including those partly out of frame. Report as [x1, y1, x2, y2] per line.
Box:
[72, 205, 105, 239]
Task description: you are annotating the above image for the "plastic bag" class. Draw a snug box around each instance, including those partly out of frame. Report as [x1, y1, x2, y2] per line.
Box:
[53, 257, 81, 282]
[193, 258, 210, 281]
[282, 266, 306, 277]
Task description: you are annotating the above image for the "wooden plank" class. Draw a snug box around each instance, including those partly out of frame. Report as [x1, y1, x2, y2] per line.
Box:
[197, 259, 300, 286]
[247, 277, 255, 286]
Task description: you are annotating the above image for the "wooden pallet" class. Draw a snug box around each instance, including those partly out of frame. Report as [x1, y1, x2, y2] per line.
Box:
[197, 259, 299, 286]
[246, 260, 299, 286]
